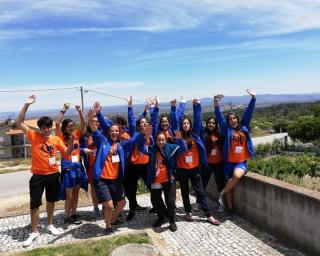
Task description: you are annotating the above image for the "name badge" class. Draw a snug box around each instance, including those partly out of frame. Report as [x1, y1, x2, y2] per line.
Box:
[71, 155, 79, 163]
[211, 149, 217, 155]
[156, 168, 160, 177]
[112, 155, 120, 163]
[49, 157, 56, 165]
[151, 183, 162, 189]
[185, 155, 193, 163]
[235, 146, 243, 154]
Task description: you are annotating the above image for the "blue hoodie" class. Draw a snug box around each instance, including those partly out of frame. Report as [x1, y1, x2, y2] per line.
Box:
[215, 97, 256, 161]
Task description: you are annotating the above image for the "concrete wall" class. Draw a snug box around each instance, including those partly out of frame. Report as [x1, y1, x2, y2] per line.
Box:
[208, 172, 320, 255]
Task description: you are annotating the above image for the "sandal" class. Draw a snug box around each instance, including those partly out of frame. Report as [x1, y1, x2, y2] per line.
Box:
[207, 216, 221, 226]
[184, 213, 192, 222]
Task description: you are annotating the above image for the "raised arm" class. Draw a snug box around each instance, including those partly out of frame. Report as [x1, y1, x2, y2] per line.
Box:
[214, 94, 227, 134]
[241, 88, 256, 127]
[177, 96, 186, 125]
[75, 105, 85, 136]
[127, 96, 137, 136]
[192, 98, 203, 135]
[55, 103, 70, 137]
[16, 95, 36, 134]
[94, 101, 112, 134]
[150, 96, 160, 137]
[170, 98, 179, 130]
[88, 109, 104, 147]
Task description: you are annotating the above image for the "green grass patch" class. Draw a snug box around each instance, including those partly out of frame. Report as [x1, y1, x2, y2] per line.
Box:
[15, 233, 150, 256]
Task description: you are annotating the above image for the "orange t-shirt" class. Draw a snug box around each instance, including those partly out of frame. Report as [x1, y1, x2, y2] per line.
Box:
[131, 138, 150, 164]
[57, 128, 81, 164]
[87, 136, 96, 172]
[177, 139, 199, 169]
[154, 152, 169, 184]
[227, 130, 250, 163]
[101, 143, 120, 180]
[164, 130, 174, 143]
[207, 134, 223, 164]
[27, 129, 66, 175]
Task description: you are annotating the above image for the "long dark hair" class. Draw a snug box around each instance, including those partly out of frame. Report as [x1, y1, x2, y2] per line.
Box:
[180, 117, 193, 149]
[61, 118, 73, 143]
[204, 117, 223, 152]
[136, 117, 148, 132]
[227, 112, 245, 144]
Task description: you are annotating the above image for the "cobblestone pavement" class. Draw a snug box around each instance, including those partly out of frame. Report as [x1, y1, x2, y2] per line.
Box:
[0, 193, 305, 256]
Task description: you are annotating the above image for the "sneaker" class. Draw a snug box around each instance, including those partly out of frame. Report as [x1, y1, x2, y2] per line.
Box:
[148, 208, 156, 214]
[135, 205, 147, 211]
[126, 211, 135, 221]
[169, 221, 177, 232]
[218, 193, 225, 208]
[184, 212, 192, 222]
[152, 218, 164, 227]
[70, 214, 82, 225]
[62, 217, 71, 229]
[46, 224, 61, 236]
[111, 219, 125, 225]
[105, 227, 114, 235]
[93, 207, 100, 218]
[216, 204, 225, 213]
[22, 232, 39, 247]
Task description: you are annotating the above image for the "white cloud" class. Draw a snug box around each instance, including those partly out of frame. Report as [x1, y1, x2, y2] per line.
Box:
[1, 0, 320, 41]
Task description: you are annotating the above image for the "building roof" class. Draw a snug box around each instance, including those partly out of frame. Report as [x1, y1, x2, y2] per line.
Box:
[5, 119, 56, 136]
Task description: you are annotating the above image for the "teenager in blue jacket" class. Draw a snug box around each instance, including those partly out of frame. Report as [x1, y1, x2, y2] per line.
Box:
[193, 99, 225, 205]
[87, 109, 146, 234]
[214, 88, 256, 213]
[176, 112, 221, 225]
[140, 127, 187, 232]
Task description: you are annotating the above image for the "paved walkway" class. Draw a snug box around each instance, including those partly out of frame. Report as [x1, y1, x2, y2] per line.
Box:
[0, 193, 305, 256]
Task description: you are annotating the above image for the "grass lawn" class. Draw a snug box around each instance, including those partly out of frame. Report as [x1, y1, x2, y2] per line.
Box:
[11, 233, 150, 256]
[0, 158, 31, 174]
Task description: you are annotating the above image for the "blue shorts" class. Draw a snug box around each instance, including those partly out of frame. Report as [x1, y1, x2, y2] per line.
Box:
[93, 179, 125, 204]
[224, 161, 247, 182]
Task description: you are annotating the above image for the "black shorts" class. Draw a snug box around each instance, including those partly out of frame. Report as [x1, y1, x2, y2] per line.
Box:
[93, 179, 125, 204]
[29, 172, 60, 209]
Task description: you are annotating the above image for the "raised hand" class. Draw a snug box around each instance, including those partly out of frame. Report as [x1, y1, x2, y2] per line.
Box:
[25, 95, 36, 105]
[127, 96, 133, 107]
[193, 98, 200, 105]
[214, 94, 224, 102]
[180, 95, 186, 103]
[93, 101, 101, 114]
[170, 98, 177, 106]
[247, 88, 256, 98]
[63, 103, 70, 111]
[146, 97, 152, 108]
[143, 124, 153, 138]
[155, 96, 160, 107]
[75, 105, 81, 111]
[174, 130, 182, 139]
[88, 109, 95, 120]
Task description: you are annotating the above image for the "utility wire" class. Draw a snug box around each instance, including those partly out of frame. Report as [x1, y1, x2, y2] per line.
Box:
[0, 87, 76, 93]
[84, 88, 146, 104]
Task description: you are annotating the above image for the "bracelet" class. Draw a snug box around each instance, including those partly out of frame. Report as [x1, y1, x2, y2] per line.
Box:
[60, 110, 66, 114]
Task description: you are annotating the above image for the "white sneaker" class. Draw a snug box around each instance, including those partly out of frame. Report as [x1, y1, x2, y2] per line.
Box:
[218, 193, 225, 208]
[46, 224, 61, 236]
[22, 232, 39, 247]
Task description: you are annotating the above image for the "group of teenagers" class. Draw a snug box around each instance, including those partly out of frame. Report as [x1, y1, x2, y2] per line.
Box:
[16, 88, 256, 247]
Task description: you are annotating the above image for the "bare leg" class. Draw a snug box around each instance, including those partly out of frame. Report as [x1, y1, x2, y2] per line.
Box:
[90, 184, 99, 208]
[103, 200, 114, 228]
[65, 188, 73, 217]
[71, 185, 81, 215]
[111, 198, 126, 223]
[46, 202, 55, 225]
[225, 190, 233, 210]
[222, 168, 245, 194]
[31, 208, 40, 233]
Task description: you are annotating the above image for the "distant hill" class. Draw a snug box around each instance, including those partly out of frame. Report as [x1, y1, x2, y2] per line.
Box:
[1, 93, 320, 121]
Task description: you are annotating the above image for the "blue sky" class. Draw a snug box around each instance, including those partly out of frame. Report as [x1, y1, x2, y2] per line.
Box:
[0, 0, 320, 111]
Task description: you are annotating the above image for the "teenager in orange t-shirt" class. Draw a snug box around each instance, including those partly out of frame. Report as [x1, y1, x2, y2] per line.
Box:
[214, 89, 256, 214]
[55, 103, 87, 228]
[16, 96, 74, 247]
[176, 116, 220, 226]
[140, 129, 186, 232]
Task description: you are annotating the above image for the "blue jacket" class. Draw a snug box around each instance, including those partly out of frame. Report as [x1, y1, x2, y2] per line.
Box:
[170, 102, 186, 131]
[140, 138, 187, 185]
[92, 129, 145, 181]
[150, 106, 176, 139]
[215, 97, 256, 161]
